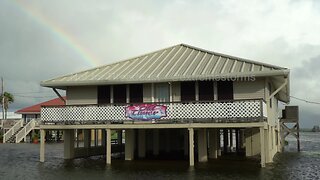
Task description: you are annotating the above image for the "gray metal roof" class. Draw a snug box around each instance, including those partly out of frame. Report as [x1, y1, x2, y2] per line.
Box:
[41, 43, 289, 88]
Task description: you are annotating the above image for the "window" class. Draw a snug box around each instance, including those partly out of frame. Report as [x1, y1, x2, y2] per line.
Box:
[199, 81, 214, 101]
[181, 81, 195, 101]
[217, 81, 234, 100]
[98, 86, 110, 104]
[114, 85, 127, 103]
[130, 84, 143, 103]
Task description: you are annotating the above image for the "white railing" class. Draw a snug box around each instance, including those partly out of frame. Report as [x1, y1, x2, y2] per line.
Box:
[3, 119, 24, 143]
[41, 99, 266, 124]
[15, 119, 37, 143]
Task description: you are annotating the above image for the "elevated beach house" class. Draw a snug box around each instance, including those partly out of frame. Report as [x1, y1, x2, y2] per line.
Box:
[39, 44, 290, 167]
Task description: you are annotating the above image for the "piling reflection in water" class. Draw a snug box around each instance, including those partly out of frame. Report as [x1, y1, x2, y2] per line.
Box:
[0, 132, 319, 180]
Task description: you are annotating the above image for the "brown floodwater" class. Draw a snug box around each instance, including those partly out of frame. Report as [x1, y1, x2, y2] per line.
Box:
[0, 132, 319, 180]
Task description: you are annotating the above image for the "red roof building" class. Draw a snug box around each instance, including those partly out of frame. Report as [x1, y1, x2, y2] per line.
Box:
[16, 97, 66, 121]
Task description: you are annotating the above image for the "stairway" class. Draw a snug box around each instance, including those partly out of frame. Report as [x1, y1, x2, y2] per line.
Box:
[6, 127, 23, 143]
[3, 119, 39, 143]
[15, 119, 38, 143]
[3, 119, 24, 143]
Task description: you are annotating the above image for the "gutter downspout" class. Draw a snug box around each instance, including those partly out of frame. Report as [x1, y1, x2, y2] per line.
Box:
[52, 88, 66, 104]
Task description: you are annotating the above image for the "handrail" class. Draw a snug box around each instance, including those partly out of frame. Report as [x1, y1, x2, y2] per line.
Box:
[15, 119, 37, 143]
[3, 119, 23, 143]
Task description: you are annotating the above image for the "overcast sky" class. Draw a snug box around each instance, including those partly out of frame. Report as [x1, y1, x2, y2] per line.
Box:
[0, 0, 319, 128]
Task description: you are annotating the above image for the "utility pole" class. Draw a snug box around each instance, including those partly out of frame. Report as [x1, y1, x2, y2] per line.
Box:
[1, 77, 4, 131]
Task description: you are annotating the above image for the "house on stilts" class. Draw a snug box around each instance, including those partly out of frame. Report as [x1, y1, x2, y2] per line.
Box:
[39, 44, 290, 167]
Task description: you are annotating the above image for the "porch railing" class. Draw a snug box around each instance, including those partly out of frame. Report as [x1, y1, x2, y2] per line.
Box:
[41, 99, 266, 124]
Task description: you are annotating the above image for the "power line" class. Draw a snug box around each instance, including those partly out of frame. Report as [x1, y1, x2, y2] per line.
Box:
[12, 91, 53, 95]
[290, 95, 320, 105]
[14, 95, 56, 99]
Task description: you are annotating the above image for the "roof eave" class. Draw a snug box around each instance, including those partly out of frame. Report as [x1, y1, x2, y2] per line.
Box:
[41, 70, 290, 88]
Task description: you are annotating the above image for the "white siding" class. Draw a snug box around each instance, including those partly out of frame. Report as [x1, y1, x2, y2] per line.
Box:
[66, 86, 97, 105]
[234, 79, 265, 100]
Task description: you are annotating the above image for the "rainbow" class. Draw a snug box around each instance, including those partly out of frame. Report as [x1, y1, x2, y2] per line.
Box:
[10, 0, 101, 67]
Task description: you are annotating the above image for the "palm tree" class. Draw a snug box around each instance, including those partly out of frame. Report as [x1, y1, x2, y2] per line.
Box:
[1, 92, 14, 119]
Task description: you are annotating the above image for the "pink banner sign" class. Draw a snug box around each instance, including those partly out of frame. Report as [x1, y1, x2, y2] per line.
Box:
[125, 104, 167, 120]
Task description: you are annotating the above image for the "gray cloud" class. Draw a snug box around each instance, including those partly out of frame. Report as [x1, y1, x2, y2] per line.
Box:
[0, 0, 319, 127]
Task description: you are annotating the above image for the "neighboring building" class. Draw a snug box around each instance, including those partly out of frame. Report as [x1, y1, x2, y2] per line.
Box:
[2, 97, 65, 143]
[16, 97, 66, 123]
[39, 44, 290, 167]
[0, 112, 22, 131]
[0, 112, 22, 120]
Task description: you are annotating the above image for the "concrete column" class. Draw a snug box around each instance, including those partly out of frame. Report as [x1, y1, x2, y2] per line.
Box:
[40, 129, 45, 162]
[153, 129, 159, 156]
[188, 128, 194, 166]
[125, 129, 135, 160]
[138, 129, 146, 158]
[117, 130, 123, 144]
[106, 128, 111, 165]
[198, 129, 208, 162]
[64, 129, 75, 159]
[260, 127, 266, 167]
[208, 129, 218, 159]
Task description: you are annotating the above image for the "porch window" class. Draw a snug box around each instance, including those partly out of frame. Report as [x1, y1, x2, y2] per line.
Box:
[98, 85, 110, 104]
[199, 81, 214, 101]
[181, 81, 195, 102]
[217, 81, 234, 100]
[114, 85, 127, 103]
[130, 84, 143, 103]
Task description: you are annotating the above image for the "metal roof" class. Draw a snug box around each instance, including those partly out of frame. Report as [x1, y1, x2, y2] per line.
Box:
[41, 44, 289, 88]
[15, 97, 66, 114]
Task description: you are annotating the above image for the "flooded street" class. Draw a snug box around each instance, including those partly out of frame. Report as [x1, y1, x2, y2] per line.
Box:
[0, 132, 319, 180]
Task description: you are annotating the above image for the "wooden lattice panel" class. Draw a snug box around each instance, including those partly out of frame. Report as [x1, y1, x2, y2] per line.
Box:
[41, 100, 264, 124]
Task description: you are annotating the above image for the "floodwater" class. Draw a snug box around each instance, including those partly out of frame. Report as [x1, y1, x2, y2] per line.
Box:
[0, 132, 319, 180]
